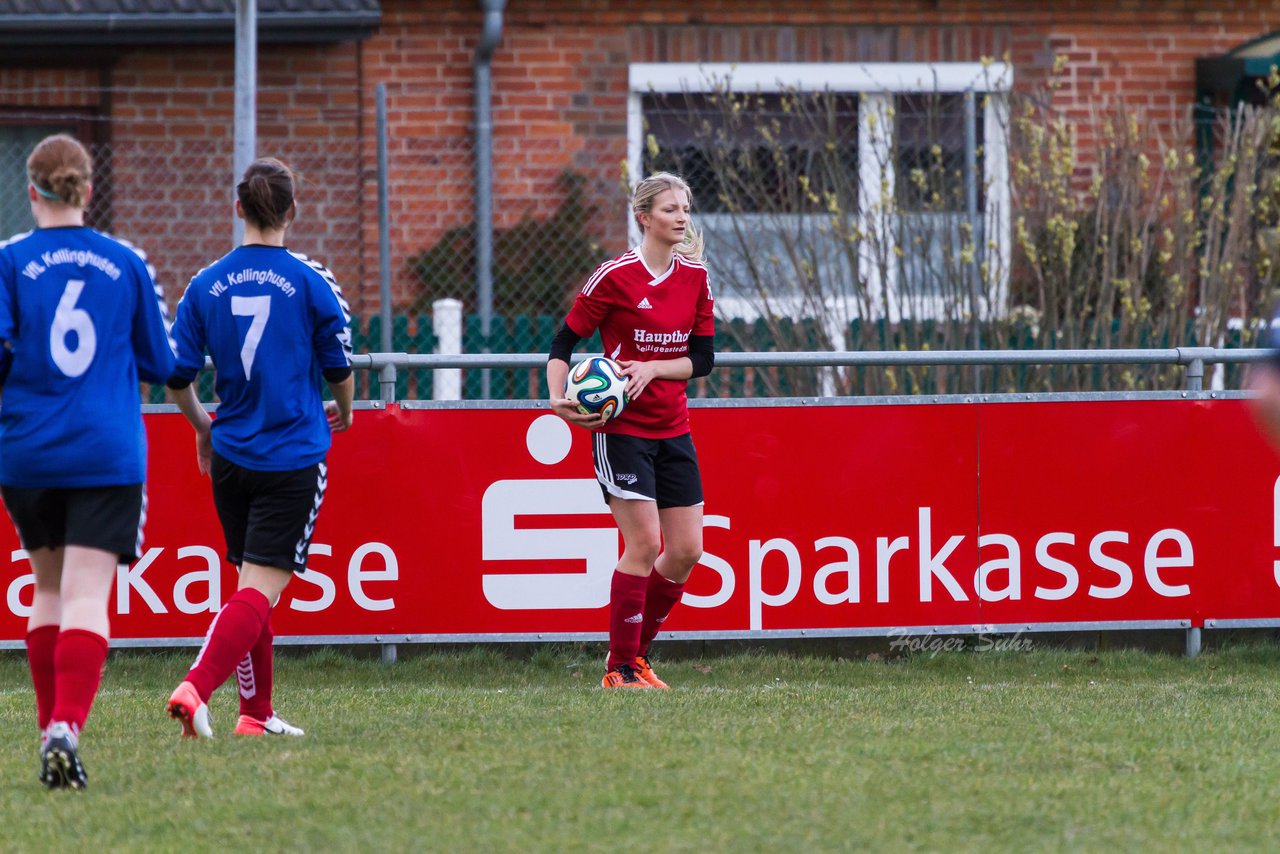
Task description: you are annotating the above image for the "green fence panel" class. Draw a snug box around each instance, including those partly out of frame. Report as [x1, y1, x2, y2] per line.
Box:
[463, 314, 485, 399]
[364, 315, 384, 400]
[388, 315, 410, 400]
[531, 314, 558, 399]
[407, 315, 436, 400]
[489, 315, 516, 400]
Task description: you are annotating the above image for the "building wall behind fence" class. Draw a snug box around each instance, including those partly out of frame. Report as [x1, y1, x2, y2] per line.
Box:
[4, 1, 1280, 332]
[0, 47, 366, 317]
[367, 0, 1280, 326]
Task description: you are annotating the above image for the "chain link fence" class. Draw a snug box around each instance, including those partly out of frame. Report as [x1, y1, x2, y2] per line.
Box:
[1, 82, 1275, 402]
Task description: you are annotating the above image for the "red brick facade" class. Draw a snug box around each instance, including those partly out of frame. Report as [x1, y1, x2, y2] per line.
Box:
[3, 1, 1280, 314]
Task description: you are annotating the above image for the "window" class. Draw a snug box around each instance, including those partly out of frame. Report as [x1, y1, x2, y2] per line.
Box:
[642, 91, 859, 215]
[629, 63, 1012, 320]
[0, 112, 106, 239]
[894, 92, 987, 302]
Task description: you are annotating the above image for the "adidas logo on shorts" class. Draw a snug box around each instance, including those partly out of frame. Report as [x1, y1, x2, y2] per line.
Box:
[637, 297, 653, 309]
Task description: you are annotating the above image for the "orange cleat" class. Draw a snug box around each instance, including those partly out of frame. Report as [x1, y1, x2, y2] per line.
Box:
[601, 663, 653, 689]
[167, 681, 213, 739]
[634, 655, 670, 690]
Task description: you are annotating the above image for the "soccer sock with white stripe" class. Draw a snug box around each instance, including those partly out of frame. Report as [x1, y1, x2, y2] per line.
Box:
[186, 588, 269, 703]
[238, 608, 275, 721]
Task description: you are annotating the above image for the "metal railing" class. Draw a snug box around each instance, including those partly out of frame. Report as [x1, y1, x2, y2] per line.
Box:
[349, 346, 1272, 404]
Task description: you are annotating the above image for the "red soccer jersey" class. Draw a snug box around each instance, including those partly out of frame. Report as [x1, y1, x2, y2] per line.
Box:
[565, 248, 714, 438]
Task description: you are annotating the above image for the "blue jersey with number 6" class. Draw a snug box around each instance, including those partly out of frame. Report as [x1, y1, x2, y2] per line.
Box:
[169, 245, 352, 472]
[0, 226, 176, 488]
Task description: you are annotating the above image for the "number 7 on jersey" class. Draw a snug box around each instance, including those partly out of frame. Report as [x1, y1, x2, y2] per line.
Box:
[231, 295, 271, 380]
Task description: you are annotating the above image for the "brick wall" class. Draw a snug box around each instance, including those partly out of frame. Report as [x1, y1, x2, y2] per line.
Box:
[5, 1, 1280, 317]
[0, 46, 364, 313]
[109, 45, 364, 311]
[365, 0, 1280, 316]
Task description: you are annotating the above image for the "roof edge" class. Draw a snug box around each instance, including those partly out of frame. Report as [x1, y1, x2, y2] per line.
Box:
[0, 12, 382, 46]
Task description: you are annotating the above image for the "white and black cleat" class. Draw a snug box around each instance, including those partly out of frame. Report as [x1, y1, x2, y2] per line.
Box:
[234, 713, 305, 737]
[41, 722, 87, 791]
[38, 729, 50, 787]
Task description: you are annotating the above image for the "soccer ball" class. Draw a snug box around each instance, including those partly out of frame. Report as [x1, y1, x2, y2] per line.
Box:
[565, 356, 628, 422]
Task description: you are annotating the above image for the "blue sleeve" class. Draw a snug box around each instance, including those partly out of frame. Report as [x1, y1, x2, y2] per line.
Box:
[168, 280, 207, 384]
[309, 269, 353, 371]
[0, 249, 13, 385]
[129, 253, 177, 385]
[0, 246, 15, 344]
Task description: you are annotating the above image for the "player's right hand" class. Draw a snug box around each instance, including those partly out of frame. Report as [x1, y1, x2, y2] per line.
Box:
[325, 400, 353, 433]
[194, 427, 212, 477]
[551, 397, 605, 429]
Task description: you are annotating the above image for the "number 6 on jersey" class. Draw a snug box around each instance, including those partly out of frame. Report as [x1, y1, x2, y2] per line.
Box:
[50, 279, 97, 378]
[231, 295, 271, 379]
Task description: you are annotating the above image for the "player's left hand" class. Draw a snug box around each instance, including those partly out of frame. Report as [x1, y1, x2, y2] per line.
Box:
[617, 359, 660, 400]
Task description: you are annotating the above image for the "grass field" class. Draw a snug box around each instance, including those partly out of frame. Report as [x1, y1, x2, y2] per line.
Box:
[4, 643, 1280, 851]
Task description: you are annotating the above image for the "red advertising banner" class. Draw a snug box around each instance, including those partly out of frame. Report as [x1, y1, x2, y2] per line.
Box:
[1, 398, 1276, 644]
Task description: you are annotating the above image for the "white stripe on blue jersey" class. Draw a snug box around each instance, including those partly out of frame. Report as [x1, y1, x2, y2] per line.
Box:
[288, 249, 352, 364]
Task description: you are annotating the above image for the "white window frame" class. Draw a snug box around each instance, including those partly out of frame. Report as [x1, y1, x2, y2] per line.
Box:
[628, 62, 1013, 321]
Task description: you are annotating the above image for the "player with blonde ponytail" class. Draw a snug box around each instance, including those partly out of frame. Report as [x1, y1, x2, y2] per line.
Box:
[547, 171, 716, 689]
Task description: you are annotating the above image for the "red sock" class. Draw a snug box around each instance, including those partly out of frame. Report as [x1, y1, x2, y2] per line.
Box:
[606, 570, 648, 671]
[50, 629, 109, 733]
[638, 571, 685, 657]
[186, 588, 270, 702]
[238, 609, 274, 721]
[26, 625, 59, 731]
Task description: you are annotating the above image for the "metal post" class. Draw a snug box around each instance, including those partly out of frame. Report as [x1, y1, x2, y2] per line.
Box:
[474, 0, 505, 399]
[379, 361, 398, 404]
[377, 83, 392, 354]
[964, 89, 981, 392]
[233, 0, 257, 247]
[1186, 359, 1204, 391]
[381, 643, 398, 664]
[1186, 627, 1202, 658]
[1183, 353, 1206, 391]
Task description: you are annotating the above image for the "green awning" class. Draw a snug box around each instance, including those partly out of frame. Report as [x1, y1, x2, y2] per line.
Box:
[1196, 32, 1280, 107]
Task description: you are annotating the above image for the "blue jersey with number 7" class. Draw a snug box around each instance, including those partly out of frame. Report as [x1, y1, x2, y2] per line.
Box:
[169, 244, 352, 472]
[0, 226, 176, 488]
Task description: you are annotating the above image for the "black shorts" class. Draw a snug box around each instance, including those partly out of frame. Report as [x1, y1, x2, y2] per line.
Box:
[211, 452, 327, 573]
[591, 432, 704, 509]
[1, 483, 145, 563]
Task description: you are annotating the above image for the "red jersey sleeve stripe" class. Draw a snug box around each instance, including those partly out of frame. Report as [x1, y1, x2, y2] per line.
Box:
[581, 251, 637, 297]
